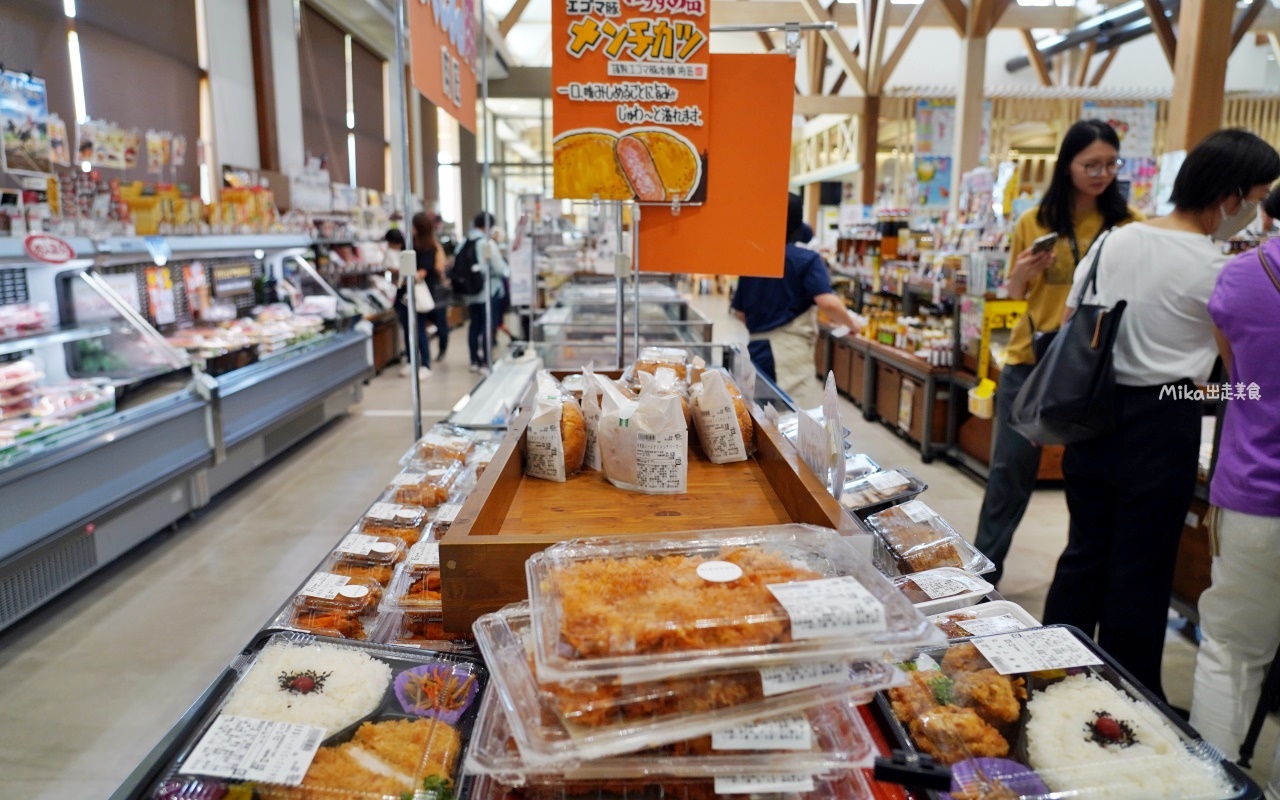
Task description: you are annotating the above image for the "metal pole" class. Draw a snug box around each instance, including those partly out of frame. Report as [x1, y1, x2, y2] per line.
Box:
[615, 201, 624, 370]
[632, 202, 641, 362]
[480, 0, 493, 368]
[395, 0, 422, 440]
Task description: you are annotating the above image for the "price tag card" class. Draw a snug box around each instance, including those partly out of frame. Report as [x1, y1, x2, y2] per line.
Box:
[866, 470, 910, 492]
[390, 472, 425, 486]
[712, 715, 812, 751]
[299, 572, 351, 600]
[714, 774, 817, 794]
[898, 499, 935, 523]
[435, 503, 462, 524]
[407, 541, 441, 568]
[758, 661, 849, 697]
[952, 614, 1028, 637]
[908, 571, 986, 601]
[972, 628, 1103, 675]
[336, 533, 379, 555]
[365, 502, 403, 521]
[180, 715, 325, 786]
[767, 576, 886, 638]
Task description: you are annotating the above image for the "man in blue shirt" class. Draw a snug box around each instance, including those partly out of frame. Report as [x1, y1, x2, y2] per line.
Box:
[732, 194, 859, 408]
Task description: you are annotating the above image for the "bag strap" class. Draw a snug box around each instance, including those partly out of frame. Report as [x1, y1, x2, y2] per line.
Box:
[1256, 241, 1280, 297]
[1073, 229, 1113, 307]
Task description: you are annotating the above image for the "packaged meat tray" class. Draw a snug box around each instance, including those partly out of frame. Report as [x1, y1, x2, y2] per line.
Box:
[385, 459, 462, 508]
[526, 524, 939, 683]
[928, 600, 1041, 640]
[839, 469, 928, 518]
[283, 573, 384, 640]
[381, 540, 443, 612]
[465, 680, 875, 782]
[324, 533, 407, 587]
[893, 567, 993, 615]
[0, 360, 44, 392]
[864, 500, 995, 577]
[459, 767, 874, 799]
[474, 602, 894, 765]
[406, 423, 477, 465]
[147, 633, 486, 800]
[358, 501, 429, 546]
[875, 626, 1261, 800]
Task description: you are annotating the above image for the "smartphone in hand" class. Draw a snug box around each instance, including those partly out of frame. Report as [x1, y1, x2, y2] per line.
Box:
[1031, 232, 1059, 255]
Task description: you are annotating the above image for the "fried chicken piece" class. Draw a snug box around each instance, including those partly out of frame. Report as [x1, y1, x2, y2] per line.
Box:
[327, 562, 395, 586]
[405, 571, 442, 603]
[952, 669, 1023, 726]
[289, 609, 365, 639]
[541, 659, 762, 727]
[908, 705, 1009, 765]
[941, 643, 993, 675]
[889, 669, 949, 721]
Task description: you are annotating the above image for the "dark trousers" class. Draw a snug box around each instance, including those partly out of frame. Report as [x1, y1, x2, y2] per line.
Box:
[747, 340, 777, 383]
[468, 298, 497, 366]
[974, 363, 1040, 584]
[429, 304, 449, 356]
[1042, 381, 1201, 700]
[395, 300, 431, 369]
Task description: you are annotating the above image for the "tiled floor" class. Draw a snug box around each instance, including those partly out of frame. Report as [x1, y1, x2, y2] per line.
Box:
[0, 292, 1274, 799]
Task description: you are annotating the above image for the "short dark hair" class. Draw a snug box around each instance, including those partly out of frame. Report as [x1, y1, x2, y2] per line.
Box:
[473, 210, 495, 230]
[1037, 119, 1132, 237]
[1170, 129, 1280, 212]
[785, 193, 803, 243]
[1261, 185, 1280, 220]
[384, 229, 405, 247]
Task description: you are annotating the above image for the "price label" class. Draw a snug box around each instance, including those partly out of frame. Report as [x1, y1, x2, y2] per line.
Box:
[899, 499, 934, 523]
[408, 541, 441, 568]
[758, 661, 849, 697]
[867, 470, 910, 492]
[365, 502, 403, 521]
[767, 576, 886, 638]
[180, 715, 325, 786]
[635, 429, 687, 492]
[972, 628, 1103, 675]
[696, 400, 747, 463]
[435, 503, 462, 523]
[390, 472, 425, 486]
[299, 572, 351, 600]
[714, 774, 816, 794]
[712, 715, 812, 751]
[697, 560, 744, 583]
[526, 404, 566, 482]
[336, 533, 379, 556]
[907, 570, 986, 600]
[950, 614, 1028, 637]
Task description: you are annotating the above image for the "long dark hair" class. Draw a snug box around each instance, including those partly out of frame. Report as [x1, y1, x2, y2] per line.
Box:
[1036, 119, 1131, 238]
[411, 212, 438, 251]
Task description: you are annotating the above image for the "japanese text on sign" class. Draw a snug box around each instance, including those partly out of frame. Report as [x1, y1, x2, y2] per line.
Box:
[972, 628, 1103, 675]
[758, 660, 849, 697]
[711, 715, 812, 751]
[180, 715, 325, 786]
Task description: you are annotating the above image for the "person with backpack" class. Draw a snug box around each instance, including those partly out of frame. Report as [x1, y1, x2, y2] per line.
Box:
[453, 211, 509, 373]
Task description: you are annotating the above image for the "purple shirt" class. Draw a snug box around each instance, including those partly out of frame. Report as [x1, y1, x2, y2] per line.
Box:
[1207, 240, 1280, 517]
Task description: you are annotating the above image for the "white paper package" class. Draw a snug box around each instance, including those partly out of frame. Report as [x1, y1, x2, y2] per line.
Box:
[595, 373, 688, 494]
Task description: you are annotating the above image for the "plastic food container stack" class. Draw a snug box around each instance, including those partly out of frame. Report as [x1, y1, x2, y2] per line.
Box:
[864, 499, 995, 578]
[839, 468, 928, 519]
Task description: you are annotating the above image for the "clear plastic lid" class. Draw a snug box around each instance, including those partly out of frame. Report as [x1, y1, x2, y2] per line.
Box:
[471, 440, 502, 480]
[324, 533, 408, 587]
[385, 459, 463, 508]
[840, 468, 927, 514]
[636, 346, 692, 377]
[460, 768, 875, 799]
[844, 453, 881, 481]
[526, 524, 938, 683]
[407, 423, 477, 465]
[359, 502, 429, 545]
[928, 600, 1041, 640]
[381, 544, 442, 613]
[465, 680, 874, 782]
[473, 602, 895, 765]
[373, 609, 477, 650]
[879, 629, 1253, 800]
[892, 567, 992, 615]
[865, 500, 995, 577]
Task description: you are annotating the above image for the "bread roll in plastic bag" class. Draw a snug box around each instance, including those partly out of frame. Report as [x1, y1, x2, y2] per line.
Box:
[636, 366, 691, 430]
[691, 369, 755, 463]
[580, 363, 602, 471]
[595, 373, 688, 494]
[525, 371, 586, 482]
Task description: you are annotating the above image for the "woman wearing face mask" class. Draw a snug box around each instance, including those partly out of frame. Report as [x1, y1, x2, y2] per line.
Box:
[1042, 129, 1280, 701]
[975, 120, 1143, 587]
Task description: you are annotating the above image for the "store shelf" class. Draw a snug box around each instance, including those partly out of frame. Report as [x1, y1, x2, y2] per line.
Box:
[0, 236, 96, 262]
[0, 323, 113, 357]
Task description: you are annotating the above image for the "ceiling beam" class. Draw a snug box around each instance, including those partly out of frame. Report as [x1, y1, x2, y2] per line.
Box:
[879, 0, 933, 92]
[797, 0, 868, 93]
[1231, 0, 1266, 52]
[1142, 0, 1178, 68]
[1088, 46, 1120, 86]
[1074, 38, 1096, 87]
[868, 0, 891, 93]
[1020, 29, 1054, 87]
[936, 0, 968, 36]
[498, 0, 534, 37]
[758, 30, 777, 52]
[706, 1, 1075, 30]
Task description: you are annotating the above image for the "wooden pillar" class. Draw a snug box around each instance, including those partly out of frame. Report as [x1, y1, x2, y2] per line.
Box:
[804, 183, 822, 233]
[459, 126, 481, 225]
[858, 95, 881, 204]
[949, 33, 987, 213]
[1166, 0, 1234, 151]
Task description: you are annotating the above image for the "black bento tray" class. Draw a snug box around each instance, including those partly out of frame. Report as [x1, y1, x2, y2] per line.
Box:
[870, 625, 1262, 800]
[134, 631, 488, 800]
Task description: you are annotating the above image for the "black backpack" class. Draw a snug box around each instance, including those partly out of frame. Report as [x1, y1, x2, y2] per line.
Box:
[448, 238, 485, 296]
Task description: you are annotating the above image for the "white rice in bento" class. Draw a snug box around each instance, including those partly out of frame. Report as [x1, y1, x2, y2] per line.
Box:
[1025, 674, 1233, 800]
[220, 642, 391, 737]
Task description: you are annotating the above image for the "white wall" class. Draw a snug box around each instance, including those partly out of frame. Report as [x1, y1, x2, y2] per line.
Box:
[206, 0, 261, 170]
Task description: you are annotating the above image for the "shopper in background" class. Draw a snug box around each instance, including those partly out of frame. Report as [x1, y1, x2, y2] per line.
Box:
[1189, 204, 1280, 796]
[1244, 184, 1280, 236]
[411, 212, 449, 362]
[1042, 129, 1280, 701]
[732, 193, 861, 409]
[458, 211, 509, 374]
[974, 120, 1143, 586]
[386, 228, 431, 378]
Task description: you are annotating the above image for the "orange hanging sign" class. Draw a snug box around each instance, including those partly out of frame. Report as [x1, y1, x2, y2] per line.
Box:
[552, 0, 711, 203]
[409, 0, 478, 133]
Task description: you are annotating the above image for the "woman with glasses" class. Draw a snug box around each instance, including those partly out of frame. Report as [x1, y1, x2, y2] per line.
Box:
[975, 119, 1142, 587]
[1043, 129, 1280, 700]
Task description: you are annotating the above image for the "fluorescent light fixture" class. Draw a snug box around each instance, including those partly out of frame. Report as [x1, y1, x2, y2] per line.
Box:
[63, 0, 76, 17]
[348, 132, 357, 187]
[345, 35, 355, 130]
[67, 31, 87, 124]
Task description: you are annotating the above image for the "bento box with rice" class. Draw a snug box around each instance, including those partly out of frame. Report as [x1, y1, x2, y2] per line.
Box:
[872, 625, 1262, 800]
[149, 632, 487, 800]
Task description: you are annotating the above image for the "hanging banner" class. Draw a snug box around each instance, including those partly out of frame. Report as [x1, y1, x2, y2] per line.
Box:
[552, 0, 711, 203]
[0, 70, 53, 175]
[408, 0, 478, 133]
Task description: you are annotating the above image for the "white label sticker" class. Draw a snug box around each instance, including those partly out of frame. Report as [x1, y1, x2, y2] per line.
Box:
[369, 542, 397, 554]
[695, 401, 747, 464]
[908, 571, 985, 601]
[972, 628, 1104, 675]
[767, 576, 887, 638]
[526, 404, 566, 482]
[952, 614, 1028, 637]
[426, 468, 448, 478]
[408, 541, 441, 568]
[635, 429, 687, 492]
[899, 499, 934, 524]
[390, 472, 425, 487]
[712, 715, 813, 751]
[758, 661, 849, 697]
[583, 396, 602, 471]
[697, 560, 744, 583]
[180, 715, 325, 786]
[336, 533, 379, 555]
[337, 585, 370, 599]
[714, 774, 816, 795]
[435, 503, 462, 523]
[867, 470, 910, 492]
[365, 502, 402, 521]
[299, 572, 351, 600]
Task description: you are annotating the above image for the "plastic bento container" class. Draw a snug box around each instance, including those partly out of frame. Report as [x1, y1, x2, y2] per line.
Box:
[385, 459, 463, 508]
[284, 573, 384, 640]
[147, 633, 486, 800]
[928, 599, 1041, 640]
[358, 501, 429, 546]
[324, 533, 407, 587]
[381, 541, 442, 613]
[844, 453, 881, 481]
[526, 524, 939, 684]
[875, 626, 1262, 800]
[473, 602, 895, 765]
[893, 567, 993, 615]
[471, 440, 502, 480]
[406, 424, 477, 465]
[465, 681, 875, 782]
[840, 468, 928, 518]
[459, 768, 875, 799]
[865, 500, 995, 577]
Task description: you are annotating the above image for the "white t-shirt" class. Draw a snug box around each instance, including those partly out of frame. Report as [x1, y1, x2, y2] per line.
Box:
[1065, 223, 1228, 386]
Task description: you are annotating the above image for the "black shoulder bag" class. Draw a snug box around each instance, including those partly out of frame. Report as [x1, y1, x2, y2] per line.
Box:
[1009, 230, 1127, 446]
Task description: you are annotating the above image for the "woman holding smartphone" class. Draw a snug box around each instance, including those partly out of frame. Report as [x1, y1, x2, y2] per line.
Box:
[974, 119, 1143, 586]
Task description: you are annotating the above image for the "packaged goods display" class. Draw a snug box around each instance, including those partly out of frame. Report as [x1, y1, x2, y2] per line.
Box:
[595, 373, 688, 495]
[689, 369, 754, 464]
[525, 371, 588, 482]
[844, 453, 880, 482]
[0, 303, 51, 338]
[839, 469, 928, 517]
[865, 500, 995, 576]
[409, 423, 477, 465]
[460, 769, 875, 799]
[285, 573, 383, 640]
[878, 630, 1254, 800]
[526, 525, 938, 683]
[358, 502, 429, 546]
[928, 600, 1040, 640]
[386, 459, 463, 508]
[382, 540, 443, 612]
[324, 533, 408, 587]
[472, 440, 502, 479]
[634, 346, 691, 380]
[892, 567, 993, 615]
[148, 635, 486, 800]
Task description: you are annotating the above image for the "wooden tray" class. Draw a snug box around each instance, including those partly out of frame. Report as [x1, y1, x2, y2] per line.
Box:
[439, 378, 858, 633]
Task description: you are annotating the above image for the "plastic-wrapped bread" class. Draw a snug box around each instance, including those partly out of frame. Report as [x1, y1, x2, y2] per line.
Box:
[595, 373, 688, 494]
[634, 346, 690, 380]
[690, 369, 754, 464]
[637, 366, 691, 430]
[524, 371, 587, 482]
